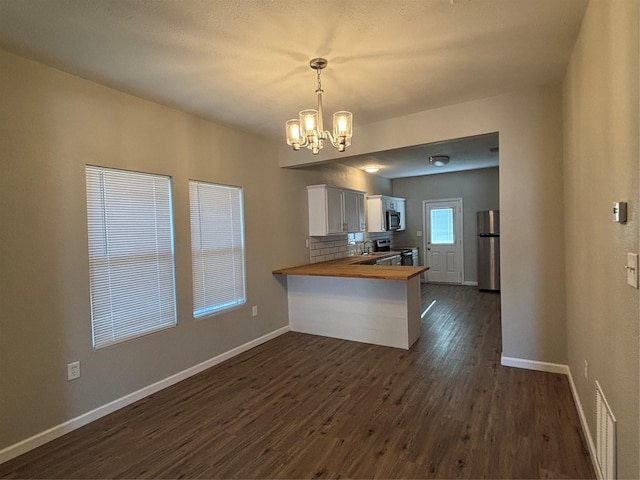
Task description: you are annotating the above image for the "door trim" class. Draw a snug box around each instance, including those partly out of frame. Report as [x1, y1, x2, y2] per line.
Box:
[422, 198, 464, 284]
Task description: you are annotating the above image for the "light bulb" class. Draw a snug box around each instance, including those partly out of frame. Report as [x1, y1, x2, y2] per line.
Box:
[333, 111, 352, 140]
[300, 110, 319, 136]
[286, 119, 302, 148]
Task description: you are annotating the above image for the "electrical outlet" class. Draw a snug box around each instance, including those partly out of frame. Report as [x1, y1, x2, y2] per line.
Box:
[583, 360, 588, 380]
[67, 361, 80, 381]
[626, 253, 638, 288]
[252, 305, 258, 317]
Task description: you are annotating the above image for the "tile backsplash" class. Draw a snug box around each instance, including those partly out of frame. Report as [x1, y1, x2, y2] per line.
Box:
[309, 232, 393, 263]
[309, 235, 352, 263]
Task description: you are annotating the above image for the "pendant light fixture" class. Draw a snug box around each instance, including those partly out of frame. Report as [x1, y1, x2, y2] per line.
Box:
[285, 58, 353, 155]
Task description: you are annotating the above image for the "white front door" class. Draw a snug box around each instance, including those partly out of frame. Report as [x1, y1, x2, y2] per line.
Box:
[424, 199, 463, 284]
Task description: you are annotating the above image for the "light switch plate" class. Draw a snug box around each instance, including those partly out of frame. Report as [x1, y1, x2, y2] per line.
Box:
[627, 253, 638, 288]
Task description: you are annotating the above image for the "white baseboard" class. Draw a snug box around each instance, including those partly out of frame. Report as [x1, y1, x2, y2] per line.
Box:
[502, 355, 600, 478]
[566, 369, 601, 479]
[500, 355, 569, 375]
[463, 281, 478, 286]
[0, 326, 290, 465]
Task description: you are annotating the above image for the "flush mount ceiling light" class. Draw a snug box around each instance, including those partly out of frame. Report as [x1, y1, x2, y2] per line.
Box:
[285, 58, 353, 155]
[429, 155, 450, 167]
[363, 165, 380, 173]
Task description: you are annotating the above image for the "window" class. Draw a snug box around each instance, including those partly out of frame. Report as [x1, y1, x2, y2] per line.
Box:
[430, 207, 455, 245]
[85, 166, 177, 349]
[348, 232, 365, 244]
[189, 180, 246, 318]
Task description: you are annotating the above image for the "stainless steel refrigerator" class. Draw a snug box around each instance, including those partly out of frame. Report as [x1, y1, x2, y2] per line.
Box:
[477, 210, 500, 291]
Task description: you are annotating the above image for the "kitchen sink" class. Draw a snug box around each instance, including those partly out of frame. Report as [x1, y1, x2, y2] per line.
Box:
[359, 259, 377, 265]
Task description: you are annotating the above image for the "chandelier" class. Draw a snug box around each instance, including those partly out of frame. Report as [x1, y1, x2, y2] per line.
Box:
[285, 58, 353, 155]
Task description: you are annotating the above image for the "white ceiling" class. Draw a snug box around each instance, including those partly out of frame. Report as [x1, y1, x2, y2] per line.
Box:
[0, 0, 588, 177]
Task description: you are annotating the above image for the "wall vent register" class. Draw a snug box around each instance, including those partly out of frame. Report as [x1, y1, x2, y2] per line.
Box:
[595, 381, 617, 479]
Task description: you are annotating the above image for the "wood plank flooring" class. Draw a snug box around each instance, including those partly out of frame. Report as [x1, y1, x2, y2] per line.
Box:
[0, 284, 595, 479]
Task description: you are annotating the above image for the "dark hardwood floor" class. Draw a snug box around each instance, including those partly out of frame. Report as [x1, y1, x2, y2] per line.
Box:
[0, 284, 595, 479]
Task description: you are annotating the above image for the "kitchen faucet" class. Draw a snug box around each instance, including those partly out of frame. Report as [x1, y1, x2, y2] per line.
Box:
[364, 239, 374, 254]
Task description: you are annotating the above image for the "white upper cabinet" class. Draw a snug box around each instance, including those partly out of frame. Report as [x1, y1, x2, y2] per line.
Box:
[357, 194, 366, 232]
[325, 186, 344, 234]
[366, 195, 406, 232]
[342, 190, 360, 233]
[366, 195, 386, 232]
[308, 185, 366, 236]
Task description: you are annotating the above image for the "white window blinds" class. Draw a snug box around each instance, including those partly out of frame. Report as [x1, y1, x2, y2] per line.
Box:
[430, 207, 455, 245]
[86, 166, 177, 349]
[189, 180, 246, 318]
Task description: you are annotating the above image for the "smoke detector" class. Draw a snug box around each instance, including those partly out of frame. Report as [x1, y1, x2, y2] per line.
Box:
[429, 155, 450, 167]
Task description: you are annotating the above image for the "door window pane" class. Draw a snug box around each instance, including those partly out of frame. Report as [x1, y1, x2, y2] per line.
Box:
[430, 208, 454, 244]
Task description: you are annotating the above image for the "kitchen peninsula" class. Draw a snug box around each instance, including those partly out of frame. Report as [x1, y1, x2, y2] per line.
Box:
[273, 256, 427, 349]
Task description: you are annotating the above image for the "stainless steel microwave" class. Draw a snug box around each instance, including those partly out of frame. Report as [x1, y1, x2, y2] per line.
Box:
[386, 210, 401, 230]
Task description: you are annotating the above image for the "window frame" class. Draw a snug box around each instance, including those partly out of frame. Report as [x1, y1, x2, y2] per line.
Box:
[189, 179, 247, 319]
[85, 165, 178, 349]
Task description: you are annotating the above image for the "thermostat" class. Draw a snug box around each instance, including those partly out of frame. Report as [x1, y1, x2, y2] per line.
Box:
[613, 202, 627, 223]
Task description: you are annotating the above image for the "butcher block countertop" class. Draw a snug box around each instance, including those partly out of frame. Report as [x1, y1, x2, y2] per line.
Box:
[272, 255, 427, 281]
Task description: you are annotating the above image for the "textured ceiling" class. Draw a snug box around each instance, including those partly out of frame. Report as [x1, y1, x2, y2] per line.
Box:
[0, 0, 588, 176]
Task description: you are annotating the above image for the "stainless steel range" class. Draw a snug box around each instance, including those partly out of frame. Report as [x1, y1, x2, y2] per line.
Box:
[374, 239, 401, 265]
[396, 245, 419, 266]
[375, 239, 392, 252]
[374, 240, 418, 266]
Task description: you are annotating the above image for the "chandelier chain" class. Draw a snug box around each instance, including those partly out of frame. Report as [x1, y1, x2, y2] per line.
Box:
[316, 68, 322, 94]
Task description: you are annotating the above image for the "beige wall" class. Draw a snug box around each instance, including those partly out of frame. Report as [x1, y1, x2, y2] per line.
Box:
[0, 49, 390, 452]
[563, 0, 639, 477]
[281, 85, 568, 366]
[392, 168, 500, 283]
